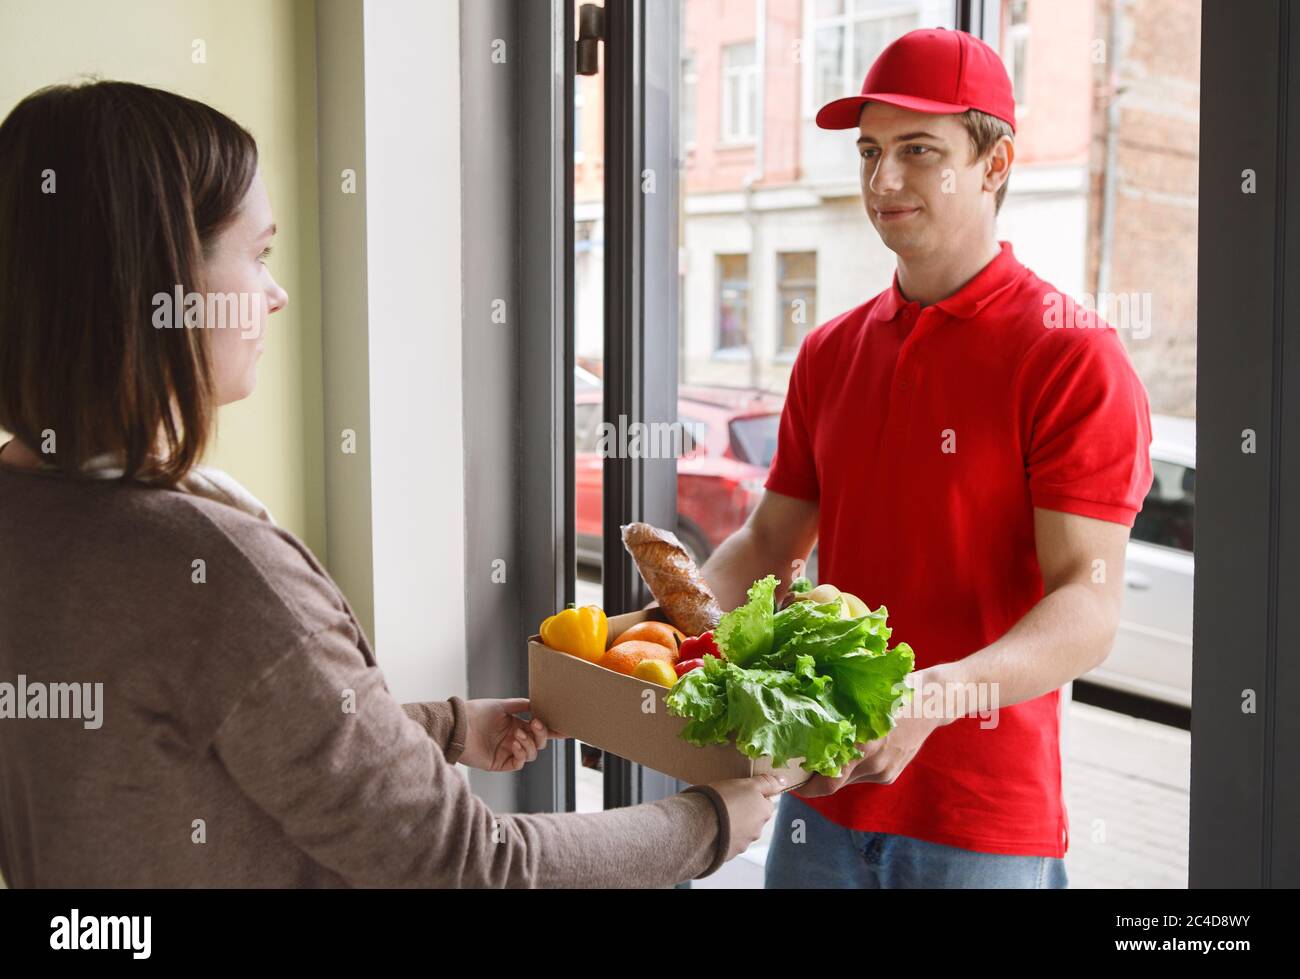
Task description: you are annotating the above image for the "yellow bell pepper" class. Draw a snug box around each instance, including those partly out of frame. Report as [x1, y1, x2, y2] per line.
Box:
[540, 604, 608, 663]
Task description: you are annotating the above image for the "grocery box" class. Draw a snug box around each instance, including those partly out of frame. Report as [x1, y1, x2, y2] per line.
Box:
[528, 608, 811, 790]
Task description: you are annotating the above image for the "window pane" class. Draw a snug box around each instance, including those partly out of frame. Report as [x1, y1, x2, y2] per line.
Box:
[673, 0, 1196, 893]
[675, 0, 956, 886]
[574, 92, 583, 160]
[814, 26, 846, 107]
[571, 0, 605, 813]
[1011, 36, 1028, 104]
[723, 41, 754, 69]
[853, 0, 915, 12]
[716, 254, 750, 350]
[776, 251, 817, 352]
[730, 414, 780, 468]
[678, 414, 707, 455]
[574, 401, 601, 453]
[982, 0, 1200, 892]
[1131, 460, 1195, 552]
[722, 42, 756, 140]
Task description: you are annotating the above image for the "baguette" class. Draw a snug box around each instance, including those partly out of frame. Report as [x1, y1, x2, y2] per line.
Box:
[620, 522, 724, 636]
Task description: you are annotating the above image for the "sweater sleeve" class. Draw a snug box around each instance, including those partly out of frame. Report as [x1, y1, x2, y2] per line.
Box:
[400, 699, 469, 765]
[211, 622, 730, 887]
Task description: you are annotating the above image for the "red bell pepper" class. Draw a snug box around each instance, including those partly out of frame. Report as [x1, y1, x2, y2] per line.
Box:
[679, 630, 721, 661]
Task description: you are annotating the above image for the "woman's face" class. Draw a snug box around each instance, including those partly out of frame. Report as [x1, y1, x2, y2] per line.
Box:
[203, 170, 288, 405]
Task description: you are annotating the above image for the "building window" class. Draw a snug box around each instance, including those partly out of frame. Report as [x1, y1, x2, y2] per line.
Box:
[1005, 0, 1030, 107]
[776, 251, 817, 353]
[721, 42, 757, 143]
[716, 254, 750, 351]
[813, 1, 920, 111]
[682, 50, 697, 151]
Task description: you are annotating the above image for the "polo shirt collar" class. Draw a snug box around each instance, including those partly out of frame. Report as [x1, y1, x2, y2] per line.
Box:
[877, 240, 1023, 321]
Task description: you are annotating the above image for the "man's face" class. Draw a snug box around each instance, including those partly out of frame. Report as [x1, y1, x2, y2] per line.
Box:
[857, 101, 1004, 257]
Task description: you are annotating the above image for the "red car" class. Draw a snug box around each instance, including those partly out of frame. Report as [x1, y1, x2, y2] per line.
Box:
[574, 385, 782, 565]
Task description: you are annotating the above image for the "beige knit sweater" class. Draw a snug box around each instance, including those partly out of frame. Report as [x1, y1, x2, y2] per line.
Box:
[0, 458, 730, 887]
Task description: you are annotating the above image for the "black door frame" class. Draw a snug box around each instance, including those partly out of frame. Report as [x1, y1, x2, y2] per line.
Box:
[1191, 0, 1299, 887]
[601, 0, 684, 809]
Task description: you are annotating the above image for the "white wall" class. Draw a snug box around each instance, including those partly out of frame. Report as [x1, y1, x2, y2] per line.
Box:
[317, 0, 468, 706]
[362, 0, 467, 704]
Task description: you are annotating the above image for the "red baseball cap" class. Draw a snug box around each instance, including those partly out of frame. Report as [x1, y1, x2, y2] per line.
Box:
[815, 27, 1016, 133]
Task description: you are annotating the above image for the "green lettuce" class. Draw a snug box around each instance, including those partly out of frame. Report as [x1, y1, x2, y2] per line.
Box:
[769, 599, 844, 651]
[666, 653, 862, 775]
[713, 574, 779, 666]
[666, 581, 916, 777]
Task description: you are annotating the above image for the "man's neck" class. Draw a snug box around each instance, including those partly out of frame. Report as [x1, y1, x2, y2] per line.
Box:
[895, 236, 1002, 308]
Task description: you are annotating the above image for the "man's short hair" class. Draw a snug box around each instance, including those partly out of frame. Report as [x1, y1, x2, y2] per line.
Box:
[958, 108, 1014, 214]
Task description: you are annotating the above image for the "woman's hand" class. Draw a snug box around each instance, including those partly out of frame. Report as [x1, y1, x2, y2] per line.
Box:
[459, 698, 566, 773]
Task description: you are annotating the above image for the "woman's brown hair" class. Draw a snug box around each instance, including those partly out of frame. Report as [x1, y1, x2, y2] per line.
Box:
[0, 80, 258, 486]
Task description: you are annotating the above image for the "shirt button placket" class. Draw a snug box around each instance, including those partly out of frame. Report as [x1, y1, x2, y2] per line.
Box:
[893, 306, 934, 446]
[883, 310, 917, 453]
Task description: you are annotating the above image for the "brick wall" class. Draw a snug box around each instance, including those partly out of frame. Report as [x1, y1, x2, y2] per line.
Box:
[1087, 0, 1200, 418]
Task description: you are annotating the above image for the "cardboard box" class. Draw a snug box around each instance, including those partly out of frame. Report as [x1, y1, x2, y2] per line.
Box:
[528, 608, 810, 789]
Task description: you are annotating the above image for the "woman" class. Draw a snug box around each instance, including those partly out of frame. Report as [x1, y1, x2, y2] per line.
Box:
[0, 80, 781, 888]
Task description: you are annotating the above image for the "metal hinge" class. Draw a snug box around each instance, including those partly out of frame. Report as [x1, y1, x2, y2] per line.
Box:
[576, 3, 604, 76]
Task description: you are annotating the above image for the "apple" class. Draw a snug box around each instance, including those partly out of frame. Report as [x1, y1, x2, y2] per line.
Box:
[840, 592, 870, 618]
[805, 583, 841, 605]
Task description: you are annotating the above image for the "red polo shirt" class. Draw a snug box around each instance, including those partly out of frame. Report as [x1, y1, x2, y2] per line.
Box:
[766, 240, 1153, 858]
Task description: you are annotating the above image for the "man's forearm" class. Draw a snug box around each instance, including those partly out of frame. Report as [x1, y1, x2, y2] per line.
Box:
[926, 581, 1118, 716]
[698, 524, 796, 613]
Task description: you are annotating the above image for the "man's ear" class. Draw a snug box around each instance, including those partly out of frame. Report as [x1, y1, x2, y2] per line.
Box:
[985, 135, 1015, 194]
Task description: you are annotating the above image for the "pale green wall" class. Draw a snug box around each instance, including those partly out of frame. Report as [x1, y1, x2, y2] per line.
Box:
[0, 0, 326, 555]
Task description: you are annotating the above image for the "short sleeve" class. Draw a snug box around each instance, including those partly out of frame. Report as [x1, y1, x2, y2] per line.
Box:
[1023, 330, 1154, 527]
[765, 341, 820, 502]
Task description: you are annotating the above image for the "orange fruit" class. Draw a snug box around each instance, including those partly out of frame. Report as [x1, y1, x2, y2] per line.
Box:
[601, 640, 675, 676]
[633, 659, 678, 687]
[611, 621, 684, 658]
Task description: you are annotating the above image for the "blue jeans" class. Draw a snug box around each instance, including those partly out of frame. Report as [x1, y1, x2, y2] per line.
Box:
[764, 792, 1068, 889]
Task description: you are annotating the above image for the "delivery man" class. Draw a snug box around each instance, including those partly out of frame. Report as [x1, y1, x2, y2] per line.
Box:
[697, 27, 1154, 888]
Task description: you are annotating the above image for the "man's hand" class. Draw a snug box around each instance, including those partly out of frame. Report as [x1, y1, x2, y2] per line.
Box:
[458, 698, 566, 773]
[797, 668, 950, 796]
[796, 712, 945, 797]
